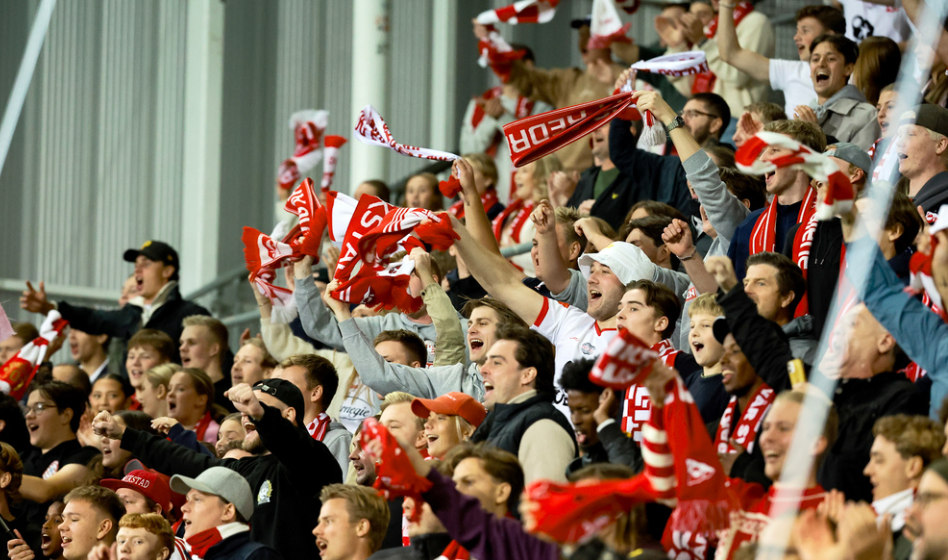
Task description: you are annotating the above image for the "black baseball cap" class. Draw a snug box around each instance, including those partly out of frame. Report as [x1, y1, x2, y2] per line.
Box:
[900, 104, 948, 138]
[570, 15, 591, 29]
[123, 240, 179, 271]
[252, 379, 305, 427]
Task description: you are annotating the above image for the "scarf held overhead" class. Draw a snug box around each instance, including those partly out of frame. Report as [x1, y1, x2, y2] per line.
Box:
[354, 105, 460, 162]
[475, 0, 559, 25]
[0, 310, 68, 400]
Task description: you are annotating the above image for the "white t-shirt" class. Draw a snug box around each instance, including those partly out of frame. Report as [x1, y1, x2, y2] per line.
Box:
[337, 379, 382, 434]
[838, 0, 912, 44]
[769, 59, 816, 118]
[532, 297, 618, 418]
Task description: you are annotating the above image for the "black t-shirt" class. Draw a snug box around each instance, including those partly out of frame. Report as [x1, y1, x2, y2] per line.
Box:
[20, 440, 99, 551]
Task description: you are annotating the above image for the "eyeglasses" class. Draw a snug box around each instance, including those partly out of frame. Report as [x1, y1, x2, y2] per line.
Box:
[24, 402, 56, 415]
[682, 109, 719, 120]
[915, 491, 948, 508]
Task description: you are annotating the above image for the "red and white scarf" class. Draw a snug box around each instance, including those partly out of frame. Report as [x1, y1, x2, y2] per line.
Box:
[187, 523, 249, 560]
[470, 87, 535, 154]
[329, 192, 395, 280]
[194, 411, 216, 444]
[449, 188, 501, 220]
[714, 382, 774, 454]
[630, 51, 710, 78]
[475, 0, 559, 25]
[587, 0, 631, 50]
[749, 187, 817, 254]
[308, 412, 331, 441]
[277, 110, 329, 190]
[357, 208, 458, 266]
[330, 258, 424, 314]
[0, 310, 68, 400]
[503, 92, 636, 167]
[320, 135, 347, 193]
[620, 339, 678, 440]
[491, 198, 535, 243]
[909, 208, 948, 319]
[704, 1, 754, 39]
[477, 31, 528, 83]
[590, 328, 660, 389]
[354, 105, 459, 162]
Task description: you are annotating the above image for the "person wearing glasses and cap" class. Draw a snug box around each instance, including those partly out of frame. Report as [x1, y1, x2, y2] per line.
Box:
[20, 240, 210, 364]
[92, 379, 340, 560]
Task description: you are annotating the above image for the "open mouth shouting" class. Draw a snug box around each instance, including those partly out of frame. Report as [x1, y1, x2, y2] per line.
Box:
[814, 69, 830, 88]
[316, 538, 329, 555]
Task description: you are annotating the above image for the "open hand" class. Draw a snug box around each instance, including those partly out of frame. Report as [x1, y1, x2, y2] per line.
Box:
[20, 281, 54, 314]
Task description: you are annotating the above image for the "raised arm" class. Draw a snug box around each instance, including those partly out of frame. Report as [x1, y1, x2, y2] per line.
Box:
[451, 216, 546, 325]
[715, 2, 772, 83]
[411, 249, 466, 367]
[454, 158, 503, 258]
[294, 256, 346, 351]
[663, 219, 719, 294]
[531, 201, 572, 294]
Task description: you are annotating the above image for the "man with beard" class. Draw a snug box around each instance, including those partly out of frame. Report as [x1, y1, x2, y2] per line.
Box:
[348, 418, 408, 551]
[92, 379, 339, 560]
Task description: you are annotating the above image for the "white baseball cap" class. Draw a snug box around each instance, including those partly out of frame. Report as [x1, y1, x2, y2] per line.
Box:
[578, 242, 656, 285]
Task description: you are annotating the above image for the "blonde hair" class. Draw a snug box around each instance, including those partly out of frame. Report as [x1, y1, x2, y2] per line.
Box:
[241, 338, 279, 370]
[182, 315, 229, 349]
[688, 293, 723, 318]
[380, 392, 424, 430]
[143, 363, 182, 391]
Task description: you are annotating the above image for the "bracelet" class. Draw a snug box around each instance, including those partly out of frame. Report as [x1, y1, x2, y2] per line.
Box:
[678, 248, 698, 261]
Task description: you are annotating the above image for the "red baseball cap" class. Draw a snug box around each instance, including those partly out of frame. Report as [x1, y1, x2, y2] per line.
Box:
[411, 392, 487, 428]
[101, 469, 173, 513]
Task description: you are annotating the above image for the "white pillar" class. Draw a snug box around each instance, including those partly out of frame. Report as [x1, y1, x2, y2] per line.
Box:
[429, 1, 457, 154]
[180, 0, 224, 290]
[348, 0, 390, 194]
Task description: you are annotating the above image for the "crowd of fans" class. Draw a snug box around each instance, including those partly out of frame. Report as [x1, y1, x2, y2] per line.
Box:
[4, 0, 948, 559]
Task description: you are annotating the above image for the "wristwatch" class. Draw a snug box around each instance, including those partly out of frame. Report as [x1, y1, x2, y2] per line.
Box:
[664, 115, 685, 133]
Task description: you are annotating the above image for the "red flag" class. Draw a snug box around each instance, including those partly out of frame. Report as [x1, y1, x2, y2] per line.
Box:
[331, 260, 423, 314]
[360, 417, 433, 520]
[503, 92, 634, 167]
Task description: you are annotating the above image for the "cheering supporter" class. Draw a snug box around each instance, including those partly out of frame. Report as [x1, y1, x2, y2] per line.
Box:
[100, 470, 176, 523]
[99, 412, 156, 480]
[493, 156, 562, 275]
[347, 419, 405, 551]
[166, 369, 221, 445]
[93, 378, 340, 560]
[441, 442, 524, 519]
[609, 71, 697, 220]
[556, 121, 631, 229]
[313, 484, 389, 560]
[216, 413, 246, 458]
[372, 332, 426, 369]
[487, 25, 622, 173]
[409, 393, 485, 461]
[172, 467, 281, 560]
[19, 382, 99, 541]
[795, 34, 880, 150]
[250, 276, 370, 432]
[57, 487, 125, 560]
[0, 443, 32, 551]
[727, 119, 827, 279]
[864, 415, 946, 557]
[679, 93, 732, 150]
[716, 5, 844, 117]
[870, 83, 898, 157]
[325, 294, 516, 401]
[557, 359, 616, 474]
[447, 153, 505, 222]
[707, 255, 927, 502]
[67, 330, 112, 384]
[125, 330, 175, 410]
[8, 501, 65, 560]
[270, 355, 349, 475]
[1, 323, 39, 364]
[526, 203, 587, 305]
[675, 0, 775, 119]
[294, 252, 443, 366]
[230, 340, 276, 388]
[89, 376, 132, 416]
[402, 173, 443, 212]
[609, 216, 691, 303]
[179, 316, 234, 412]
[19, 241, 210, 364]
[459, 43, 553, 204]
[897, 104, 948, 220]
[379, 392, 429, 456]
[136, 365, 180, 420]
[613, 280, 728, 433]
[466, 325, 576, 483]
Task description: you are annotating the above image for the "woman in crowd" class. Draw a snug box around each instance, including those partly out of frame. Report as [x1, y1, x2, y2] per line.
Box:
[851, 36, 901, 107]
[166, 368, 220, 444]
[492, 154, 562, 275]
[404, 172, 443, 211]
[89, 375, 132, 415]
[448, 153, 505, 221]
[410, 393, 486, 460]
[98, 411, 155, 480]
[136, 364, 181, 420]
